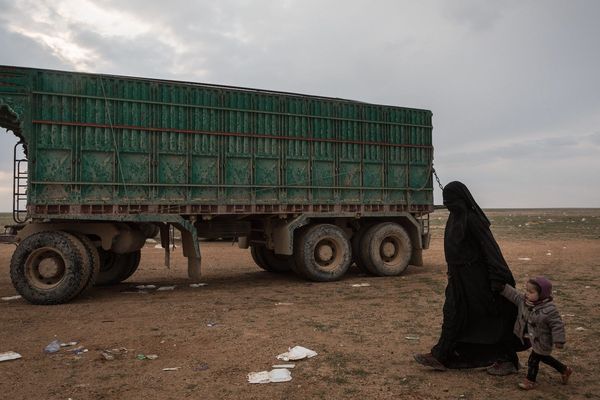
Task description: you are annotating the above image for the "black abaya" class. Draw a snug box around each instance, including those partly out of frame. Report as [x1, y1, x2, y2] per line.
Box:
[430, 181, 522, 368]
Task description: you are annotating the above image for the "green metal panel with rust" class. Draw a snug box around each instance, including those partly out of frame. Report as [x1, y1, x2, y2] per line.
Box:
[0, 65, 433, 209]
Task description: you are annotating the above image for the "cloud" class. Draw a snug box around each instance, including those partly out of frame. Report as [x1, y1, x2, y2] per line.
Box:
[0, 0, 599, 208]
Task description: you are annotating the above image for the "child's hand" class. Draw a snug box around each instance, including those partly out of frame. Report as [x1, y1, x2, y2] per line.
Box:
[555, 343, 565, 349]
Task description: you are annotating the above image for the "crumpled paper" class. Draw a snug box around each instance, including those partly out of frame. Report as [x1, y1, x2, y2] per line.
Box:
[248, 369, 292, 384]
[276, 346, 317, 361]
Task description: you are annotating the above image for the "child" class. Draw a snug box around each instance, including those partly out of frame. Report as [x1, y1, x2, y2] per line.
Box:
[500, 276, 573, 390]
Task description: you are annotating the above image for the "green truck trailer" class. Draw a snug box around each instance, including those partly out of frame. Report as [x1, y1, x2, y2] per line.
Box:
[0, 65, 434, 304]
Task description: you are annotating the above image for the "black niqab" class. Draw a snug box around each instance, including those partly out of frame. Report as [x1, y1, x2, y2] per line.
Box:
[431, 181, 520, 368]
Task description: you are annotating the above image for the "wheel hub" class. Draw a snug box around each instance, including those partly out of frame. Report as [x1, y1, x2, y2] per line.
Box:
[381, 241, 396, 258]
[25, 248, 66, 289]
[380, 238, 400, 262]
[316, 243, 334, 262]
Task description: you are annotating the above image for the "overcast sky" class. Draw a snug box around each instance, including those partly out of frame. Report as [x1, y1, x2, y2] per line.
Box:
[0, 0, 599, 211]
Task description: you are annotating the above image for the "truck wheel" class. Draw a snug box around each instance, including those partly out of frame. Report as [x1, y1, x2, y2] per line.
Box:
[360, 222, 412, 276]
[250, 246, 292, 273]
[9, 231, 89, 304]
[71, 233, 100, 294]
[351, 224, 375, 274]
[294, 224, 352, 282]
[117, 250, 142, 282]
[95, 249, 140, 286]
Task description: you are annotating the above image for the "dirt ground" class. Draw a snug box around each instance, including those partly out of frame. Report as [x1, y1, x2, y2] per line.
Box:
[1, 209, 599, 400]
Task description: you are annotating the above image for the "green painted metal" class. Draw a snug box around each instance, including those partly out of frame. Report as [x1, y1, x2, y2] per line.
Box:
[0, 65, 433, 215]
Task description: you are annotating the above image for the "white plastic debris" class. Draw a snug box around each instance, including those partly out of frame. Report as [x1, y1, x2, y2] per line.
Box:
[157, 286, 176, 291]
[44, 339, 61, 353]
[517, 257, 531, 261]
[136, 285, 157, 290]
[276, 346, 317, 361]
[585, 286, 591, 289]
[275, 302, 293, 306]
[154, 244, 163, 249]
[146, 238, 157, 244]
[0, 351, 22, 362]
[1, 295, 22, 301]
[162, 367, 180, 371]
[60, 341, 78, 347]
[546, 252, 552, 256]
[248, 369, 292, 384]
[189, 283, 208, 288]
[351, 283, 371, 287]
[576, 327, 585, 331]
[405, 336, 420, 340]
[272, 364, 295, 369]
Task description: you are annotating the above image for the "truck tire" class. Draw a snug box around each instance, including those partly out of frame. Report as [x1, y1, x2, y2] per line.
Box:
[294, 224, 352, 282]
[117, 250, 142, 282]
[95, 249, 141, 286]
[71, 233, 100, 295]
[9, 231, 90, 305]
[351, 224, 375, 274]
[250, 246, 292, 273]
[360, 222, 412, 276]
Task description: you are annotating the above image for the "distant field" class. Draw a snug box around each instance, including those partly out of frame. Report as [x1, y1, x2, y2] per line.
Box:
[0, 213, 13, 229]
[430, 208, 600, 240]
[2, 209, 598, 240]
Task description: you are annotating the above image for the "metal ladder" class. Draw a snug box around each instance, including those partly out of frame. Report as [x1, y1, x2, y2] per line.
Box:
[13, 142, 28, 223]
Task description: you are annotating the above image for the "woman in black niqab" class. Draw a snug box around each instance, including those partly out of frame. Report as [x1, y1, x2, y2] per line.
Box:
[415, 181, 524, 371]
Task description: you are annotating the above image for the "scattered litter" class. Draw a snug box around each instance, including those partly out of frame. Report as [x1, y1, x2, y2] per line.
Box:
[276, 346, 317, 361]
[275, 302, 293, 306]
[100, 351, 115, 361]
[44, 339, 61, 353]
[193, 362, 209, 371]
[581, 218, 586, 222]
[154, 244, 163, 249]
[585, 286, 591, 289]
[207, 322, 217, 327]
[136, 285, 157, 290]
[189, 283, 208, 288]
[563, 313, 575, 317]
[100, 348, 129, 360]
[405, 336, 420, 340]
[272, 364, 295, 369]
[61, 341, 78, 348]
[546, 252, 552, 256]
[67, 346, 88, 355]
[0, 351, 22, 362]
[162, 367, 180, 371]
[1, 295, 21, 301]
[146, 238, 157, 244]
[248, 369, 292, 384]
[157, 286, 176, 291]
[137, 354, 159, 360]
[351, 283, 371, 287]
[517, 257, 531, 261]
[576, 327, 586, 331]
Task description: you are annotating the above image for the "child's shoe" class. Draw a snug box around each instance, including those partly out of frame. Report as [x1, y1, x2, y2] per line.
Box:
[518, 379, 536, 390]
[561, 366, 573, 384]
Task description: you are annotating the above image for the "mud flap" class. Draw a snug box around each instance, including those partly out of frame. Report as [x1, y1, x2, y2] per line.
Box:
[173, 222, 201, 282]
